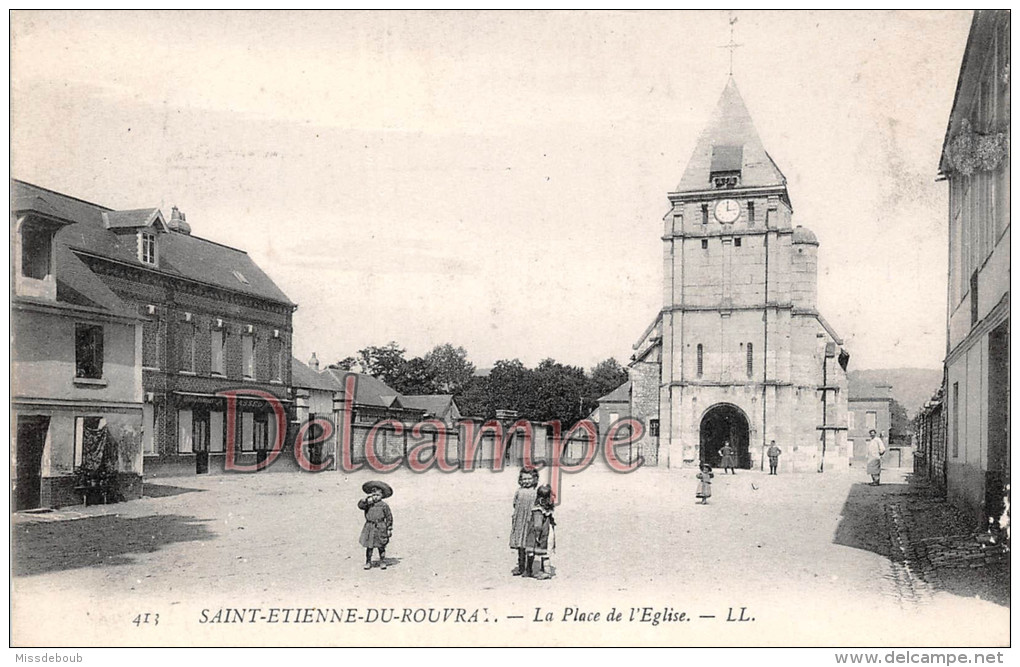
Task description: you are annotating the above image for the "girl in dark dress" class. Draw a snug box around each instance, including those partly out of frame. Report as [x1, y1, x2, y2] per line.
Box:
[526, 484, 556, 580]
[358, 480, 393, 570]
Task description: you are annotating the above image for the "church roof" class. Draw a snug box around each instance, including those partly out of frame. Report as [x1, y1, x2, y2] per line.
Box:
[675, 78, 787, 193]
[792, 225, 819, 245]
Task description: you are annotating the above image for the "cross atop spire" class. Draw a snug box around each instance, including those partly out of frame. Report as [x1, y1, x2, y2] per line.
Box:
[718, 13, 742, 77]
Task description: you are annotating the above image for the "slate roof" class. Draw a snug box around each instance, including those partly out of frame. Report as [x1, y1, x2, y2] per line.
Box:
[53, 245, 136, 317]
[102, 208, 165, 230]
[598, 381, 632, 403]
[402, 394, 457, 419]
[675, 78, 787, 193]
[848, 378, 894, 401]
[291, 357, 342, 392]
[323, 369, 413, 410]
[11, 180, 295, 306]
[792, 225, 819, 246]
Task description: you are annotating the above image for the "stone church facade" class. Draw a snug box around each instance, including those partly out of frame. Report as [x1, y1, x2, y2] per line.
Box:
[608, 79, 850, 472]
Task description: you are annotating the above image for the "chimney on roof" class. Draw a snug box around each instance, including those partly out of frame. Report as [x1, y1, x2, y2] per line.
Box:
[309, 352, 320, 371]
[168, 205, 192, 235]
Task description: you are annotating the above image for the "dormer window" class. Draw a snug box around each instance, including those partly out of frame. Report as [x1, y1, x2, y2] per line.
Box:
[139, 231, 157, 265]
[13, 208, 69, 302]
[21, 224, 52, 280]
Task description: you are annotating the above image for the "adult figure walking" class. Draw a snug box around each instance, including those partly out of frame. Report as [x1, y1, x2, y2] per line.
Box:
[766, 441, 782, 475]
[719, 441, 738, 474]
[866, 430, 886, 486]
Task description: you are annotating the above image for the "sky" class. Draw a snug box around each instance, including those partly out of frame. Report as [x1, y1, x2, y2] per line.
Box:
[10, 10, 973, 372]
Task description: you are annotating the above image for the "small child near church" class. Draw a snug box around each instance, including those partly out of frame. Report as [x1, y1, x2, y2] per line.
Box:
[510, 467, 539, 576]
[696, 463, 714, 504]
[526, 484, 556, 580]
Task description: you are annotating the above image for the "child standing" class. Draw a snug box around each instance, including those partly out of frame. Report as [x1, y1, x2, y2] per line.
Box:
[510, 467, 539, 576]
[767, 441, 782, 475]
[696, 463, 714, 504]
[358, 480, 393, 570]
[719, 441, 738, 474]
[526, 484, 556, 580]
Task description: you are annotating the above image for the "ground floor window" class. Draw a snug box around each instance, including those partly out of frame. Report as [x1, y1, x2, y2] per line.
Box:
[74, 416, 104, 467]
[210, 411, 225, 453]
[240, 411, 255, 451]
[178, 409, 193, 453]
[142, 404, 159, 455]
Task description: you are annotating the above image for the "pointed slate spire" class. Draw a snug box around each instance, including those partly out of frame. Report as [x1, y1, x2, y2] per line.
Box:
[675, 78, 787, 193]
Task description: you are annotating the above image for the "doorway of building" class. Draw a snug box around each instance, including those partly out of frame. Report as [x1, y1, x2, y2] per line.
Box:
[985, 320, 1009, 525]
[193, 410, 210, 474]
[700, 404, 750, 469]
[16, 416, 50, 510]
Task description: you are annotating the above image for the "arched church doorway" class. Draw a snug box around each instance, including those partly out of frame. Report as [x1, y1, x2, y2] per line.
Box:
[699, 404, 750, 469]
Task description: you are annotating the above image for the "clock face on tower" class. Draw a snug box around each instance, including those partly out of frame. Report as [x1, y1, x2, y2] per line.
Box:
[713, 198, 741, 224]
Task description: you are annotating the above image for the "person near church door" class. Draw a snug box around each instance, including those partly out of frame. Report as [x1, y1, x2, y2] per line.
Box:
[696, 463, 714, 504]
[719, 441, 737, 474]
[866, 430, 886, 486]
[767, 441, 782, 474]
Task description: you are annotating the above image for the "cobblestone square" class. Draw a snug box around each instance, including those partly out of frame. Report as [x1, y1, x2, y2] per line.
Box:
[12, 464, 1009, 646]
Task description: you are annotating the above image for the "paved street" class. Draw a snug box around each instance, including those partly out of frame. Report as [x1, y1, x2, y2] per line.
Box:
[12, 463, 1009, 647]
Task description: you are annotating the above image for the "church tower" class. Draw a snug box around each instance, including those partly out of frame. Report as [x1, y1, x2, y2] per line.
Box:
[623, 79, 849, 472]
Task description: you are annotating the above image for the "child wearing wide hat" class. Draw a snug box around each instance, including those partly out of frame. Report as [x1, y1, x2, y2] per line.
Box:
[358, 480, 393, 570]
[696, 463, 714, 505]
[526, 484, 557, 580]
[509, 467, 539, 576]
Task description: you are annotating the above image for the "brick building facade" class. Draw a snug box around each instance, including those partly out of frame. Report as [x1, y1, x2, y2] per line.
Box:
[602, 79, 849, 471]
[12, 180, 297, 480]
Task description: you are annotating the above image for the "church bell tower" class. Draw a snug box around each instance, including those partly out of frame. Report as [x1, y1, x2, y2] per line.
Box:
[632, 77, 847, 472]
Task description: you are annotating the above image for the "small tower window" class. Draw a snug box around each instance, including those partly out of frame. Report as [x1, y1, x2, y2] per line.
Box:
[701, 204, 709, 225]
[748, 201, 755, 224]
[734, 237, 742, 247]
[696, 344, 704, 378]
[701, 239, 708, 250]
[711, 172, 741, 188]
[746, 342, 753, 378]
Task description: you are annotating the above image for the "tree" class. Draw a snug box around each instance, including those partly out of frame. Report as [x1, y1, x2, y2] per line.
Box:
[357, 342, 408, 388]
[889, 398, 910, 445]
[397, 356, 439, 395]
[425, 344, 476, 394]
[327, 356, 358, 372]
[589, 358, 629, 401]
[487, 359, 537, 419]
[533, 358, 590, 426]
[456, 376, 490, 419]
